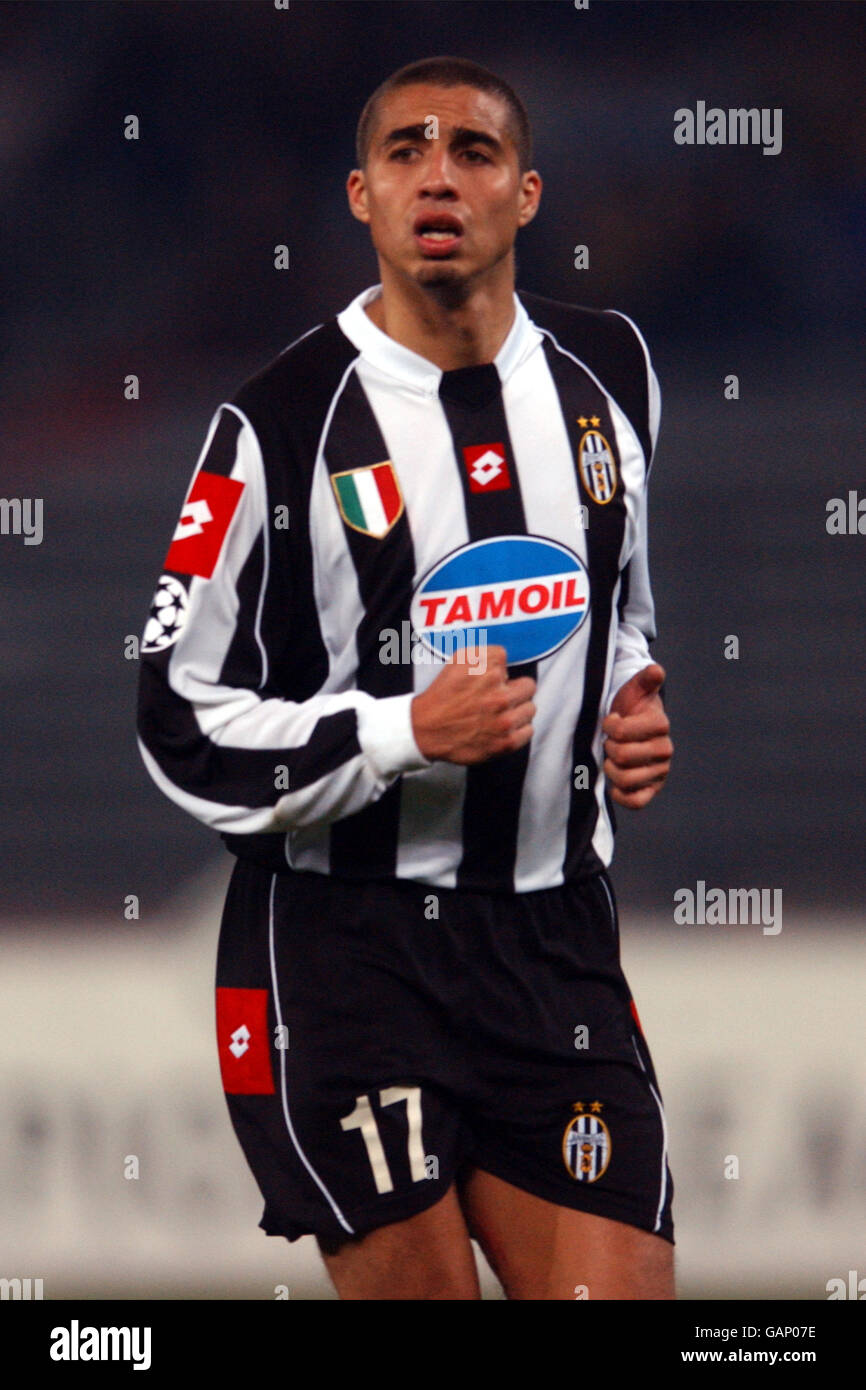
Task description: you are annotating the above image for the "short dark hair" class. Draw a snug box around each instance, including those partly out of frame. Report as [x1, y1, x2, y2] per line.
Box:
[356, 56, 533, 172]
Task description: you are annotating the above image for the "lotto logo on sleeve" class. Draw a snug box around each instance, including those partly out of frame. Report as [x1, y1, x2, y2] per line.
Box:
[165, 470, 244, 579]
[216, 987, 275, 1094]
[410, 535, 590, 665]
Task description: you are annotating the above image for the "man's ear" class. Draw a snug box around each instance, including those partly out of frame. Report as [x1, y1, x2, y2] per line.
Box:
[517, 170, 542, 227]
[346, 169, 370, 224]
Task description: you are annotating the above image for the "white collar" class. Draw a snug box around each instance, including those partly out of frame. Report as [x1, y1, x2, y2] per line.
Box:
[336, 283, 538, 394]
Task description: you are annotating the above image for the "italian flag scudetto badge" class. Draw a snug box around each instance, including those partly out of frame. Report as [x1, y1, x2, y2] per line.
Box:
[331, 460, 404, 538]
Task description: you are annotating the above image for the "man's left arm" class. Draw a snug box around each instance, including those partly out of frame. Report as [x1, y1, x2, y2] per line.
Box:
[602, 661, 672, 809]
[601, 342, 673, 809]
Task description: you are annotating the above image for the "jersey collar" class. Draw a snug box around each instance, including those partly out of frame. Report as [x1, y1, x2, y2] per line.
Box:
[337, 283, 539, 395]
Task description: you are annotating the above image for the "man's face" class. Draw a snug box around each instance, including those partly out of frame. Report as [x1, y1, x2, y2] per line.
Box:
[347, 83, 541, 297]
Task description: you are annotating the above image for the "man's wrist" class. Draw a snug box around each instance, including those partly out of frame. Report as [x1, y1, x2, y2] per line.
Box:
[357, 692, 433, 779]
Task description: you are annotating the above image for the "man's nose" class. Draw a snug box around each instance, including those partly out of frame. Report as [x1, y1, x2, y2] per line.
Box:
[418, 144, 458, 193]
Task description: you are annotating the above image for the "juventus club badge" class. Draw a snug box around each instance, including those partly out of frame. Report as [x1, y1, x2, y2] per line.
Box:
[577, 426, 618, 504]
[563, 1101, 611, 1182]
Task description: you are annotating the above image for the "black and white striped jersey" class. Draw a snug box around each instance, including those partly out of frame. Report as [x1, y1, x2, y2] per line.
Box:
[137, 284, 661, 892]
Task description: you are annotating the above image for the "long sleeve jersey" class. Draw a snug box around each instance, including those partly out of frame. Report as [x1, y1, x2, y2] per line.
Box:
[137, 284, 661, 892]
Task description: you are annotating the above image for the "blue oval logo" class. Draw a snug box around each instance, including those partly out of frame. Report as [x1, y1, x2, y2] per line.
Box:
[410, 535, 590, 665]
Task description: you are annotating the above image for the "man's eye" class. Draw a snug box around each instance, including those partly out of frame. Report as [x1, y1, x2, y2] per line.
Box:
[463, 149, 490, 162]
[390, 147, 418, 161]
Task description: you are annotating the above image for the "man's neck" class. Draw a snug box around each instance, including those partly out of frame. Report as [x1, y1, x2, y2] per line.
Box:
[363, 267, 516, 372]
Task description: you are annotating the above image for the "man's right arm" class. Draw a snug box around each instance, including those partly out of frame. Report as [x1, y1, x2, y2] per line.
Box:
[136, 404, 432, 836]
[410, 646, 536, 764]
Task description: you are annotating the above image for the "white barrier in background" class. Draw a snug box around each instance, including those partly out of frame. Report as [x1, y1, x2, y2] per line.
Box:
[622, 918, 866, 1298]
[1, 862, 863, 1299]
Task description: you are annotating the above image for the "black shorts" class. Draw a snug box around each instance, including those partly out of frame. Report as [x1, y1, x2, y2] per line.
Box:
[214, 860, 674, 1247]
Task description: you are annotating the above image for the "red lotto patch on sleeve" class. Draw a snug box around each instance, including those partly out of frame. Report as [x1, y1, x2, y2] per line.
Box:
[165, 470, 244, 579]
[216, 987, 275, 1094]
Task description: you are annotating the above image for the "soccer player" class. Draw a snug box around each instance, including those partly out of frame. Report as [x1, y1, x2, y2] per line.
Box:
[137, 56, 675, 1300]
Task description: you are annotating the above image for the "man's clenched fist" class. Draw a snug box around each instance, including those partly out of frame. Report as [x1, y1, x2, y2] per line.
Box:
[602, 662, 673, 809]
[410, 645, 536, 765]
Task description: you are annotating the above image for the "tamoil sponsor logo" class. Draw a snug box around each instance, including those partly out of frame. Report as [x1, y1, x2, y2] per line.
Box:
[410, 535, 589, 666]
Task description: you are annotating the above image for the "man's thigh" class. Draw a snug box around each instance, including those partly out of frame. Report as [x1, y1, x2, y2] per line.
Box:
[459, 1167, 675, 1300]
[317, 1183, 481, 1300]
[316, 1167, 673, 1301]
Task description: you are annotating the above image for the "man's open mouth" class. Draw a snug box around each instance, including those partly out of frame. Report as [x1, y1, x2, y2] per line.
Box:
[413, 214, 464, 254]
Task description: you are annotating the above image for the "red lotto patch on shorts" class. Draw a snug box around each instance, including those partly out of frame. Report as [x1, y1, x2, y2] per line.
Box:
[165, 470, 244, 579]
[216, 987, 275, 1094]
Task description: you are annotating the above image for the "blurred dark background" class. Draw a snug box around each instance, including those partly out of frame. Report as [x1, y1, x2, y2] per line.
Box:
[1, 0, 863, 917]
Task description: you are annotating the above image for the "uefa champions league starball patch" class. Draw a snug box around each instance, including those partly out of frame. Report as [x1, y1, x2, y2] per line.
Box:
[141, 573, 190, 653]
